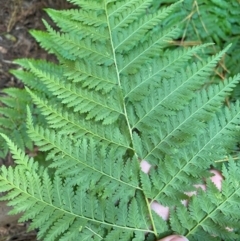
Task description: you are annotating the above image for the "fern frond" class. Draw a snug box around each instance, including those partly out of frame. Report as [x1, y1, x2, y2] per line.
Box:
[3, 0, 240, 240]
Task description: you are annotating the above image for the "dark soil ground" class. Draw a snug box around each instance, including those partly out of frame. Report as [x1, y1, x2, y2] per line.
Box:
[0, 0, 73, 240]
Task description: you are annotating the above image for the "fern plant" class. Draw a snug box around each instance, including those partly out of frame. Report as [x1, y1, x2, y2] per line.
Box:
[1, 0, 240, 240]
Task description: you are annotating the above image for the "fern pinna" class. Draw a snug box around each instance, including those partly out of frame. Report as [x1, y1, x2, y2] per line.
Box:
[1, 0, 240, 240]
[0, 88, 46, 158]
[0, 88, 34, 158]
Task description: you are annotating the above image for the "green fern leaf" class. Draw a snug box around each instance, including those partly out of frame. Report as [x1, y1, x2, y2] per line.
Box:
[1, 0, 240, 240]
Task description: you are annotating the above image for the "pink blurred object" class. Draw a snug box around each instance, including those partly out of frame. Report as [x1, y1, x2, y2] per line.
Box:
[140, 160, 151, 173]
[185, 184, 206, 198]
[150, 201, 170, 221]
[158, 235, 189, 241]
[210, 169, 223, 191]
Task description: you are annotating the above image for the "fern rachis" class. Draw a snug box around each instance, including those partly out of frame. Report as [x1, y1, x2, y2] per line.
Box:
[1, 0, 240, 240]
